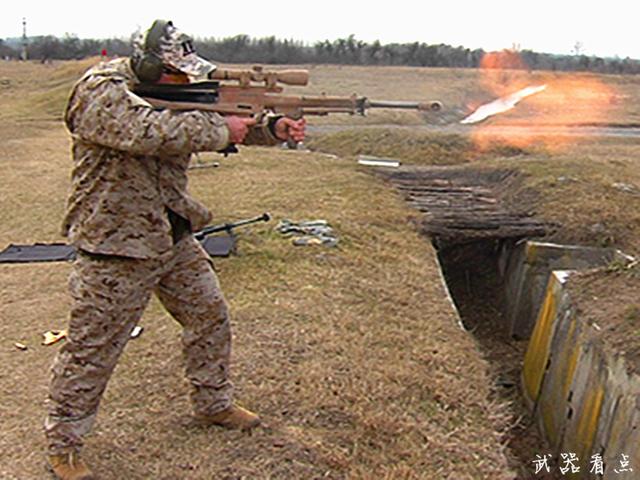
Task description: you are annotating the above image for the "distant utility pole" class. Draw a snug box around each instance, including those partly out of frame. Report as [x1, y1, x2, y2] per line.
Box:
[572, 41, 584, 56]
[21, 17, 28, 61]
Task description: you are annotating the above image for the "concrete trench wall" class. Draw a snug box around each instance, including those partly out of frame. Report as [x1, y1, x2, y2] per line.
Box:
[501, 241, 639, 478]
[498, 240, 628, 339]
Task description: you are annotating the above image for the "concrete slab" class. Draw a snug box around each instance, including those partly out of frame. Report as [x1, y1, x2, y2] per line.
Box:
[522, 271, 566, 410]
[522, 265, 640, 478]
[501, 241, 628, 339]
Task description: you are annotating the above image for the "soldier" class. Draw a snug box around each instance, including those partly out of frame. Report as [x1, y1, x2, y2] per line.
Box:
[45, 20, 305, 480]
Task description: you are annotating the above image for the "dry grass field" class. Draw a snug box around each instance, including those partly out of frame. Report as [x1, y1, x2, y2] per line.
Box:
[1, 57, 639, 479]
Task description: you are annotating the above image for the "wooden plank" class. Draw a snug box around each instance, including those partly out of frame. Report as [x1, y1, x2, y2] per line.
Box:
[385, 165, 549, 241]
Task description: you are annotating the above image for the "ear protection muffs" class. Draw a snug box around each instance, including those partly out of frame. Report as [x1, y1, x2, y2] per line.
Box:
[132, 20, 171, 83]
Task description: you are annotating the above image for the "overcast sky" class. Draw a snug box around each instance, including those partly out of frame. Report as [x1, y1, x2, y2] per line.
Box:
[2, 1, 639, 59]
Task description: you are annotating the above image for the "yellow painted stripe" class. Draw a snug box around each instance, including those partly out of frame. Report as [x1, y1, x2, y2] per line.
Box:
[523, 276, 559, 403]
[574, 383, 605, 460]
[562, 320, 580, 401]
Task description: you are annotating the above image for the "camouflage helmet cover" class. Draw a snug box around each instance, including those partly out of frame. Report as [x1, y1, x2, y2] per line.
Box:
[133, 20, 215, 78]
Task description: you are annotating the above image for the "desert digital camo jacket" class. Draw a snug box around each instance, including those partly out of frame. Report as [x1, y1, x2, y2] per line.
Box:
[46, 57, 282, 454]
[62, 57, 280, 258]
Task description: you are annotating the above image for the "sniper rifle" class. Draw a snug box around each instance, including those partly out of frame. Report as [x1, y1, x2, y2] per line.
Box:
[0, 213, 272, 263]
[194, 212, 271, 241]
[133, 65, 443, 150]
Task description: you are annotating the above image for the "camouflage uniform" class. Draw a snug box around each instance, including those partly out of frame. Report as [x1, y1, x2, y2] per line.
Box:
[45, 57, 279, 454]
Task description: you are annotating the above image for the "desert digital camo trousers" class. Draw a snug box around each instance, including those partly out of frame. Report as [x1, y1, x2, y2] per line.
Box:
[44, 236, 232, 454]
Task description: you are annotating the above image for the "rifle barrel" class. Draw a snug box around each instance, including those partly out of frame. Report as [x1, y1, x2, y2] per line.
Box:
[366, 100, 443, 112]
[194, 213, 271, 240]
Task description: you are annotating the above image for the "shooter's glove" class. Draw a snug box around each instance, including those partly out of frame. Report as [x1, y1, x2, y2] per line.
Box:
[242, 113, 285, 146]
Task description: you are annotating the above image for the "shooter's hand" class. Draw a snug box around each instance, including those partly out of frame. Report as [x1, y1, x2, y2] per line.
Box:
[274, 117, 306, 143]
[226, 116, 257, 144]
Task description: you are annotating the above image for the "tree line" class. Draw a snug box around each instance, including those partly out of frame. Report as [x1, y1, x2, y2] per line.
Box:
[2, 34, 640, 75]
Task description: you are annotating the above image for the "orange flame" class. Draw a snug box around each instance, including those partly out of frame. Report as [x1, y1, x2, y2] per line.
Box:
[470, 50, 618, 152]
[478, 50, 532, 96]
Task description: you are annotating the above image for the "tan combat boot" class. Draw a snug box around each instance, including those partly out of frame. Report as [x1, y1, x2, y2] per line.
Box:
[47, 450, 96, 480]
[196, 404, 261, 430]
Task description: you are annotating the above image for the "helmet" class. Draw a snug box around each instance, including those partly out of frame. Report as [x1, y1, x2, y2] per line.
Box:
[131, 20, 215, 83]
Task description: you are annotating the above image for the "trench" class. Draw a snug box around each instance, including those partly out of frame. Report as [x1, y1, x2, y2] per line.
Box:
[310, 121, 640, 475]
[438, 238, 567, 478]
[400, 166, 639, 478]
[373, 164, 569, 476]
[435, 238, 557, 478]
[360, 157, 640, 477]
[432, 233, 639, 479]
